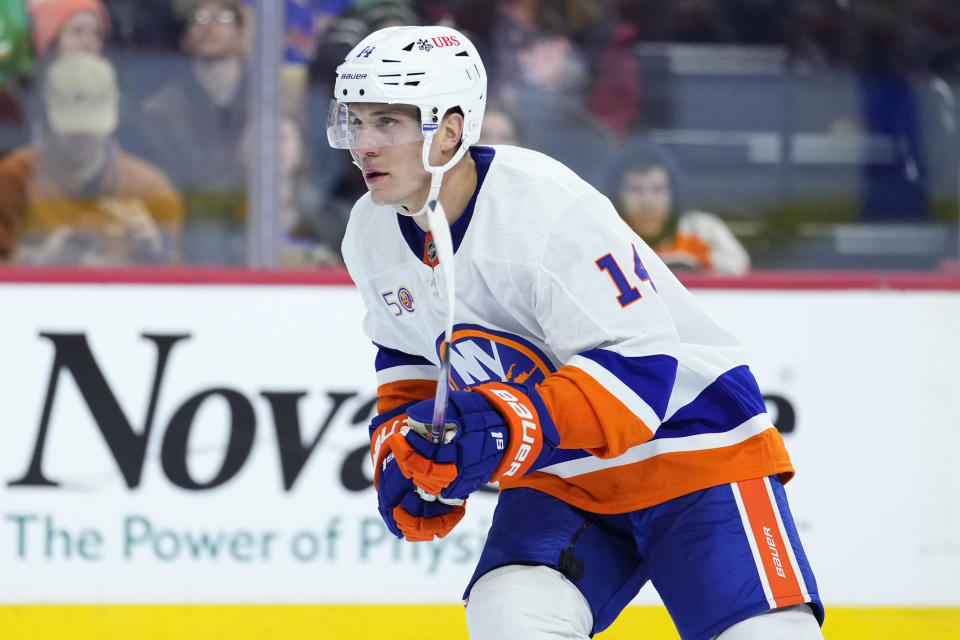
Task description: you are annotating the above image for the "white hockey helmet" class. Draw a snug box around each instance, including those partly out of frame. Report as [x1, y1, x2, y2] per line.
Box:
[327, 26, 487, 212]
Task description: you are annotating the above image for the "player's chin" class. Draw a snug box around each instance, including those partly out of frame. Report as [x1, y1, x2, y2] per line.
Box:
[367, 186, 393, 206]
[369, 189, 411, 211]
[370, 189, 394, 206]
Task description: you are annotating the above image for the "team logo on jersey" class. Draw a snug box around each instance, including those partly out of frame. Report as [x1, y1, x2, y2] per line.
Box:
[382, 288, 414, 316]
[417, 38, 433, 52]
[437, 324, 555, 390]
[397, 287, 415, 312]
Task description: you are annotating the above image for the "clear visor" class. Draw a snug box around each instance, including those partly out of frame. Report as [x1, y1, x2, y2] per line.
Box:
[326, 100, 425, 150]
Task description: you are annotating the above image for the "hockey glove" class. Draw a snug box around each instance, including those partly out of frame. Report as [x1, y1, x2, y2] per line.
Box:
[392, 382, 560, 500]
[370, 408, 465, 541]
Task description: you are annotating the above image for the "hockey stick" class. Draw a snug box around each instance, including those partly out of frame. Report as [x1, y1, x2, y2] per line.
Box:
[424, 197, 456, 445]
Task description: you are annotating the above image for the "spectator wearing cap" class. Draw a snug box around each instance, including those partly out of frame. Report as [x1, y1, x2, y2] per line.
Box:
[0, 0, 111, 154]
[0, 53, 183, 265]
[140, 0, 250, 264]
[28, 0, 111, 60]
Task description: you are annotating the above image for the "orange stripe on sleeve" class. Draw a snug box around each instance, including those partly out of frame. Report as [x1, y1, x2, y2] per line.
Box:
[377, 379, 437, 414]
[536, 365, 654, 458]
[502, 429, 794, 514]
[737, 477, 806, 609]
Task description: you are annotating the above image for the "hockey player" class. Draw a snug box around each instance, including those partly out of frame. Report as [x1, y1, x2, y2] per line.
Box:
[328, 25, 825, 640]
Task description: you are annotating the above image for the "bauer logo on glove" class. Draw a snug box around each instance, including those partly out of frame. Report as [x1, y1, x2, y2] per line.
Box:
[484, 386, 542, 478]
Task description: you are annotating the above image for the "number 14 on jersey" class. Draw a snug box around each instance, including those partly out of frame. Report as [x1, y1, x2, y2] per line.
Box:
[596, 244, 657, 307]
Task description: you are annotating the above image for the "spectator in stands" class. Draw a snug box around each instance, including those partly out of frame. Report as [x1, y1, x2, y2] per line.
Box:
[0, 53, 182, 265]
[0, 0, 33, 153]
[279, 0, 340, 109]
[854, 4, 930, 221]
[98, 0, 182, 50]
[0, 0, 111, 152]
[448, 0, 641, 139]
[469, 0, 619, 185]
[28, 0, 111, 60]
[306, 0, 420, 226]
[249, 106, 347, 267]
[477, 104, 522, 146]
[484, 0, 592, 104]
[140, 0, 250, 264]
[613, 143, 750, 275]
[310, 0, 417, 86]
[0, 0, 32, 85]
[584, 13, 641, 138]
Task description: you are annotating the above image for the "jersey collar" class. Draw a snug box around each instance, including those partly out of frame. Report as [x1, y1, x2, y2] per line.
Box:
[396, 145, 495, 266]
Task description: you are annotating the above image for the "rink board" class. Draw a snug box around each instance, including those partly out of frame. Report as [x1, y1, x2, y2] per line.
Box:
[0, 274, 958, 632]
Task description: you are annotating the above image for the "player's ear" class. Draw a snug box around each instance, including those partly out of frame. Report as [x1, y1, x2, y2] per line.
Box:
[438, 110, 465, 153]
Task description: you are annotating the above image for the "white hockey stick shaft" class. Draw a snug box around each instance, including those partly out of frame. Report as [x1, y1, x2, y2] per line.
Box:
[424, 197, 456, 445]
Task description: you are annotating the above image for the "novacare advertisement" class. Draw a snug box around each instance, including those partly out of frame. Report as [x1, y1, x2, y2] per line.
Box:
[0, 283, 957, 606]
[0, 284, 490, 603]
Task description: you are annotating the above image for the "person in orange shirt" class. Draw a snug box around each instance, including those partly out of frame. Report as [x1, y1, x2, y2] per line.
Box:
[0, 53, 183, 265]
[614, 143, 750, 275]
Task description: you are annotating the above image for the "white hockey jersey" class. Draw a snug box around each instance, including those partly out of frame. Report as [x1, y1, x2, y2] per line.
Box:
[342, 145, 792, 514]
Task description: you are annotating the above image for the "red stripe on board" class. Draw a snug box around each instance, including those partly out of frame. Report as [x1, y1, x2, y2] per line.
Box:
[676, 270, 960, 291]
[737, 478, 805, 609]
[0, 267, 958, 290]
[0, 266, 355, 286]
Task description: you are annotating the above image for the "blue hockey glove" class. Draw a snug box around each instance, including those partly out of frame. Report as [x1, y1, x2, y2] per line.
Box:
[376, 451, 466, 541]
[390, 382, 560, 500]
[370, 407, 465, 541]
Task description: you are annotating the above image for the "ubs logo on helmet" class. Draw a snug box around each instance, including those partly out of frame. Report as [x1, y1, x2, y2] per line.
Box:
[439, 325, 554, 390]
[431, 36, 461, 48]
[356, 46, 375, 58]
[414, 36, 461, 53]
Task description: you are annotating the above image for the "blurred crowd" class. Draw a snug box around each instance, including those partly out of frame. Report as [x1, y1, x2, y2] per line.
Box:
[0, 0, 958, 270]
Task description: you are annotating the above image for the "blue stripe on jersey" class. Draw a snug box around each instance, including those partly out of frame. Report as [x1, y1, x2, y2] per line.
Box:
[396, 211, 424, 260]
[579, 350, 678, 421]
[542, 448, 593, 466]
[396, 146, 496, 259]
[653, 365, 768, 440]
[373, 343, 434, 372]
